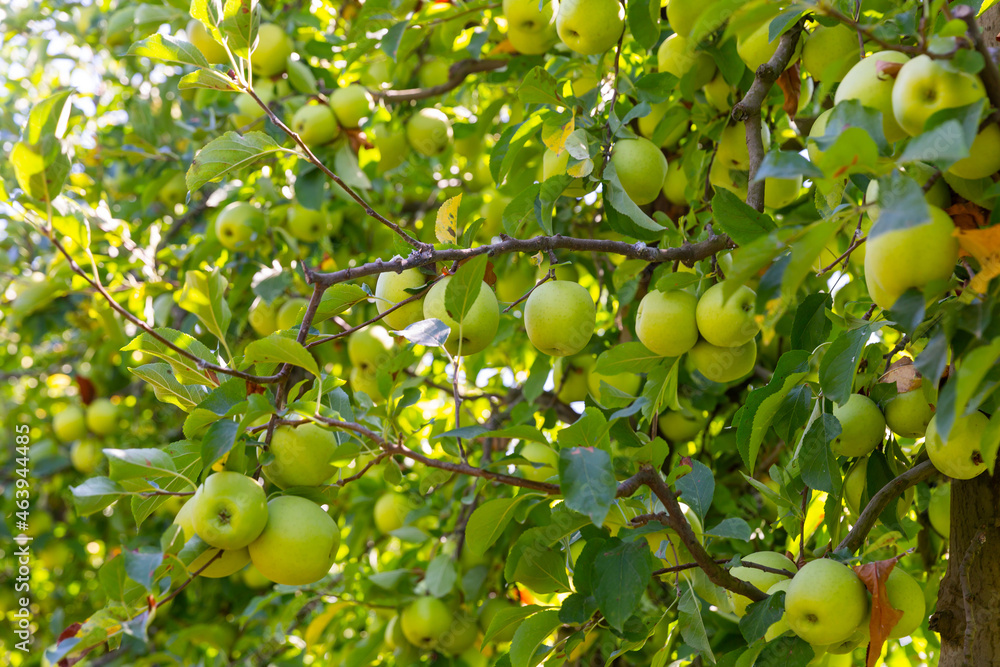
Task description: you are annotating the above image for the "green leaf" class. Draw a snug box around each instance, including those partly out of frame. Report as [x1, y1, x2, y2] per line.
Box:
[10, 140, 70, 203]
[559, 407, 612, 452]
[177, 269, 232, 350]
[868, 172, 931, 239]
[244, 333, 320, 377]
[595, 342, 665, 374]
[705, 517, 752, 541]
[220, 0, 259, 59]
[933, 338, 1000, 442]
[654, 272, 701, 293]
[755, 634, 818, 665]
[105, 448, 177, 481]
[187, 131, 284, 191]
[737, 350, 810, 472]
[381, 20, 409, 60]
[559, 447, 617, 527]
[491, 116, 544, 187]
[712, 188, 777, 245]
[123, 549, 163, 592]
[678, 582, 714, 662]
[675, 460, 714, 524]
[509, 609, 561, 667]
[754, 151, 823, 181]
[739, 591, 785, 643]
[790, 293, 832, 351]
[592, 540, 656, 632]
[397, 318, 451, 346]
[818, 322, 886, 405]
[504, 183, 541, 236]
[481, 605, 545, 647]
[899, 100, 983, 168]
[127, 34, 209, 68]
[178, 69, 238, 92]
[122, 329, 218, 386]
[334, 144, 372, 190]
[627, 0, 660, 50]
[517, 67, 561, 106]
[780, 218, 842, 302]
[70, 477, 125, 515]
[130, 363, 209, 412]
[603, 160, 665, 238]
[465, 495, 539, 557]
[201, 420, 240, 470]
[23, 89, 74, 143]
[423, 554, 457, 598]
[129, 440, 203, 528]
[799, 414, 842, 495]
[445, 254, 488, 322]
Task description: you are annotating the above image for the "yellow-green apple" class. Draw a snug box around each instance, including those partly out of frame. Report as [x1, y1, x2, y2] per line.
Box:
[423, 278, 500, 355]
[375, 269, 427, 330]
[657, 34, 716, 89]
[925, 411, 989, 479]
[864, 205, 958, 310]
[85, 398, 117, 435]
[716, 122, 771, 170]
[350, 366, 385, 403]
[892, 54, 985, 137]
[611, 137, 668, 206]
[232, 92, 267, 126]
[834, 51, 911, 141]
[552, 354, 594, 403]
[70, 440, 102, 474]
[523, 280, 596, 357]
[384, 615, 411, 650]
[949, 124, 1000, 180]
[763, 579, 793, 640]
[406, 108, 453, 156]
[291, 104, 339, 146]
[53, 405, 86, 442]
[330, 84, 374, 128]
[884, 388, 935, 438]
[785, 559, 869, 646]
[636, 289, 699, 357]
[401, 597, 453, 649]
[191, 472, 268, 550]
[702, 74, 732, 111]
[373, 492, 412, 533]
[830, 393, 885, 457]
[348, 325, 393, 370]
[588, 367, 641, 405]
[886, 567, 925, 638]
[262, 422, 339, 489]
[695, 281, 760, 347]
[737, 22, 799, 72]
[554, 0, 625, 56]
[662, 160, 689, 205]
[174, 499, 251, 578]
[927, 483, 950, 537]
[801, 24, 860, 82]
[187, 20, 228, 64]
[370, 124, 410, 172]
[727, 551, 798, 618]
[502, 0, 558, 54]
[250, 23, 293, 78]
[276, 297, 309, 330]
[215, 202, 264, 251]
[248, 298, 277, 337]
[637, 101, 690, 149]
[807, 108, 833, 164]
[438, 611, 480, 656]
[570, 65, 600, 96]
[241, 564, 272, 589]
[479, 193, 510, 238]
[159, 172, 187, 208]
[248, 495, 339, 585]
[517, 441, 560, 482]
[286, 202, 330, 242]
[666, 0, 721, 37]
[765, 176, 803, 209]
[542, 147, 592, 197]
[687, 339, 757, 383]
[843, 455, 914, 519]
[658, 408, 709, 442]
[478, 597, 518, 642]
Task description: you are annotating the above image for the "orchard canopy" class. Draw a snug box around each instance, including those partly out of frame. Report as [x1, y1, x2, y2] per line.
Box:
[8, 0, 1000, 665]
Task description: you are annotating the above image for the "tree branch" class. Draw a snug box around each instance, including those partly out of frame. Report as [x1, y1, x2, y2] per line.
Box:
[954, 5, 1000, 113]
[372, 59, 507, 103]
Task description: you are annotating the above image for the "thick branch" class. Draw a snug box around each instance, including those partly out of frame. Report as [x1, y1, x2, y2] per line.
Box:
[373, 59, 507, 103]
[836, 460, 937, 554]
[312, 233, 732, 287]
[954, 5, 1000, 112]
[732, 22, 804, 212]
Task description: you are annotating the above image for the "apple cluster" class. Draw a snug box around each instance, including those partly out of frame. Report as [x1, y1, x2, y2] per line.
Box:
[52, 398, 119, 474]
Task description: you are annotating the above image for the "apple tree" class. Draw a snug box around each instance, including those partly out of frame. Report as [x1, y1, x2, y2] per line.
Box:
[5, 0, 1000, 665]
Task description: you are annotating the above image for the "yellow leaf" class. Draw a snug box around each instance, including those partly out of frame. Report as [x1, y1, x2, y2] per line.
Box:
[436, 194, 462, 245]
[542, 115, 575, 154]
[954, 226, 1000, 294]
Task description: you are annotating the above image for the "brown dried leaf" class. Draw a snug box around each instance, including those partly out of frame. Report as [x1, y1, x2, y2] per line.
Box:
[875, 60, 904, 79]
[76, 375, 96, 405]
[345, 128, 373, 153]
[947, 201, 988, 231]
[483, 260, 497, 288]
[777, 63, 801, 119]
[854, 556, 906, 667]
[879, 357, 922, 393]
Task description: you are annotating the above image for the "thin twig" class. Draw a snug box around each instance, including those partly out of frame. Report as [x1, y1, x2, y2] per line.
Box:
[372, 59, 507, 103]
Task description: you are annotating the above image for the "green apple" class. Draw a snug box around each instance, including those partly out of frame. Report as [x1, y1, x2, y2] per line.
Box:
[636, 289, 699, 357]
[401, 597, 453, 649]
[191, 472, 268, 550]
[886, 566, 925, 638]
[695, 281, 760, 348]
[927, 483, 950, 537]
[569, 65, 600, 96]
[843, 456, 914, 520]
[241, 564, 272, 589]
[370, 124, 410, 173]
[373, 492, 412, 533]
[503, 0, 558, 54]
[892, 54, 985, 137]
[884, 388, 935, 438]
[437, 611, 480, 656]
[666, 0, 720, 37]
[215, 202, 264, 251]
[611, 137, 668, 206]
[834, 51, 911, 142]
[554, 0, 625, 56]
[949, 123, 1000, 180]
[552, 354, 594, 403]
[70, 440, 103, 474]
[159, 172, 187, 208]
[807, 108, 833, 164]
[248, 495, 340, 585]
[330, 84, 374, 128]
[801, 24, 860, 82]
[864, 205, 958, 310]
[702, 73, 732, 111]
[637, 102, 690, 149]
[262, 422, 339, 489]
[375, 269, 427, 330]
[174, 499, 251, 578]
[785, 559, 868, 646]
[727, 551, 798, 618]
[662, 160, 689, 205]
[588, 367, 641, 405]
[348, 325, 393, 370]
[250, 23, 293, 78]
[53, 405, 87, 442]
[276, 297, 309, 331]
[658, 408, 708, 442]
[350, 366, 386, 403]
[233, 92, 267, 126]
[830, 393, 885, 458]
[765, 176, 803, 209]
[406, 108, 453, 157]
[290, 104, 339, 146]
[384, 615, 411, 649]
[479, 194, 510, 238]
[84, 398, 117, 435]
[687, 339, 757, 384]
[187, 20, 228, 64]
[764, 579, 793, 640]
[716, 122, 770, 170]
[657, 34, 716, 89]
[925, 411, 989, 479]
[478, 597, 518, 642]
[737, 21, 799, 72]
[423, 277, 500, 355]
[542, 147, 592, 197]
[418, 59, 450, 88]
[287, 202, 330, 242]
[523, 280, 596, 357]
[517, 441, 560, 482]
